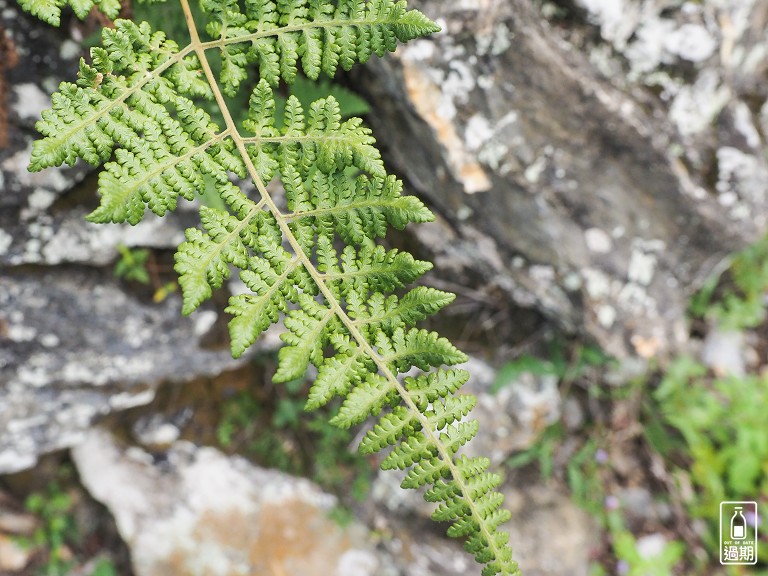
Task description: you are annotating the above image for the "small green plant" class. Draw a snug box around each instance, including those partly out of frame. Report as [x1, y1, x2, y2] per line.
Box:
[602, 512, 685, 576]
[23, 482, 78, 576]
[491, 341, 613, 394]
[564, 438, 606, 516]
[505, 422, 563, 480]
[114, 243, 151, 284]
[652, 357, 768, 554]
[91, 558, 119, 576]
[113, 243, 178, 301]
[499, 341, 613, 510]
[690, 235, 768, 329]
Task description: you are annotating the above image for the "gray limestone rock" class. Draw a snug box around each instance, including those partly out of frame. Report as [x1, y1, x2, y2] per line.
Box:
[351, 0, 768, 360]
[0, 2, 245, 473]
[0, 268, 240, 473]
[71, 429, 379, 576]
[463, 357, 562, 462]
[504, 484, 597, 576]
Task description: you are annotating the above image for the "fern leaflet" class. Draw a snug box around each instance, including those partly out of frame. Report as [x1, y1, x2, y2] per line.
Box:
[23, 0, 520, 573]
[18, 0, 120, 26]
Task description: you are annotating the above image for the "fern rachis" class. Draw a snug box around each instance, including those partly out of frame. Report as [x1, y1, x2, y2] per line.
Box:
[22, 0, 520, 573]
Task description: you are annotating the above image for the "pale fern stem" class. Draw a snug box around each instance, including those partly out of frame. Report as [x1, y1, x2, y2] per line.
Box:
[179, 0, 509, 568]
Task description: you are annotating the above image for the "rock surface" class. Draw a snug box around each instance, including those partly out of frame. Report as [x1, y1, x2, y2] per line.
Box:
[504, 484, 597, 576]
[463, 358, 562, 462]
[0, 268, 240, 473]
[352, 0, 768, 360]
[4, 0, 767, 471]
[71, 429, 380, 576]
[0, 1, 244, 473]
[71, 427, 595, 576]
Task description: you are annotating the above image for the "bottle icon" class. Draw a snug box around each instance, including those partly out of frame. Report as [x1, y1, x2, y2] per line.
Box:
[731, 506, 747, 540]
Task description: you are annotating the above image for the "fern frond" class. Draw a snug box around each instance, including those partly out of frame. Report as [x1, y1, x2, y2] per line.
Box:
[428, 470, 514, 571]
[349, 287, 455, 339]
[274, 293, 335, 381]
[305, 348, 371, 410]
[332, 373, 397, 428]
[26, 1, 521, 573]
[318, 237, 432, 298]
[380, 430, 436, 470]
[427, 394, 477, 430]
[225, 243, 310, 358]
[174, 185, 260, 314]
[400, 456, 449, 489]
[407, 363, 467, 396]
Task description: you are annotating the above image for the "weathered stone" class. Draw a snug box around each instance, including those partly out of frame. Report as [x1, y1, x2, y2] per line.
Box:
[0, 509, 38, 536]
[0, 2, 247, 474]
[503, 485, 597, 576]
[617, 486, 673, 528]
[635, 533, 673, 562]
[0, 268, 244, 473]
[71, 429, 379, 576]
[383, 530, 479, 576]
[352, 0, 768, 360]
[700, 327, 746, 377]
[0, 533, 32, 572]
[462, 358, 562, 461]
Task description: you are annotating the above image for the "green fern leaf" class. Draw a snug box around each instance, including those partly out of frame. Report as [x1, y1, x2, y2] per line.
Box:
[456, 455, 493, 478]
[400, 456, 449, 489]
[426, 395, 477, 430]
[174, 184, 267, 314]
[359, 405, 417, 454]
[274, 294, 335, 381]
[318, 238, 432, 299]
[29, 21, 242, 225]
[244, 81, 385, 181]
[405, 369, 470, 410]
[331, 373, 396, 428]
[220, 211, 308, 357]
[378, 327, 468, 372]
[226, 261, 297, 358]
[305, 348, 370, 410]
[350, 287, 455, 338]
[286, 171, 434, 244]
[17, 0, 120, 26]
[201, 0, 440, 93]
[380, 430, 436, 470]
[440, 420, 480, 456]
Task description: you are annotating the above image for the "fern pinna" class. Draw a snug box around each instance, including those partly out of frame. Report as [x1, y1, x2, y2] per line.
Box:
[24, 0, 519, 573]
